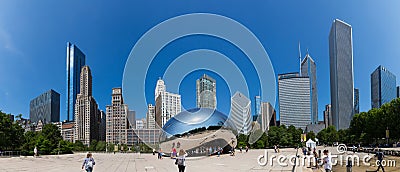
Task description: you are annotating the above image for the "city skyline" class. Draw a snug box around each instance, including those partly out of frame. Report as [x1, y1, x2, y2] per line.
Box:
[2, 1, 400, 123]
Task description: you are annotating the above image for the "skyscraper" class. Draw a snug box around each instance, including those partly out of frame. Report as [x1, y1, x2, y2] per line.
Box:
[30, 89, 60, 124]
[329, 19, 354, 130]
[74, 66, 100, 146]
[371, 65, 397, 108]
[354, 88, 360, 114]
[278, 73, 311, 130]
[196, 74, 217, 109]
[106, 88, 129, 145]
[301, 53, 318, 124]
[254, 96, 261, 122]
[230, 91, 252, 135]
[397, 86, 400, 98]
[154, 78, 181, 127]
[99, 110, 106, 141]
[259, 102, 275, 132]
[66, 42, 86, 122]
[146, 104, 156, 129]
[323, 104, 332, 128]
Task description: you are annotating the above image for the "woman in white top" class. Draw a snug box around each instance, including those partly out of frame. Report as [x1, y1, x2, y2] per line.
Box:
[176, 149, 188, 172]
[323, 150, 332, 172]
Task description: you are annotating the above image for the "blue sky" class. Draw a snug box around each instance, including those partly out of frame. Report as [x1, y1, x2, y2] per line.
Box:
[1, 1, 400, 121]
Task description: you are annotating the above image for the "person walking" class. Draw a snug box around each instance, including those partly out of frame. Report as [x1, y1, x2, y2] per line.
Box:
[175, 149, 187, 172]
[82, 152, 95, 172]
[322, 150, 332, 172]
[375, 149, 385, 172]
[34, 146, 38, 158]
[245, 145, 249, 153]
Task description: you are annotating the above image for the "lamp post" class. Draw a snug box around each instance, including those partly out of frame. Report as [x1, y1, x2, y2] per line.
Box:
[386, 127, 389, 145]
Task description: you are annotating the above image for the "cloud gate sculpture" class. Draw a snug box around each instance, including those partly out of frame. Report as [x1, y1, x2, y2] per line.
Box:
[159, 108, 237, 157]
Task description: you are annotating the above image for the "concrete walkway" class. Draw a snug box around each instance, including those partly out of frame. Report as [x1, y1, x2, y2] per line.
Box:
[0, 149, 314, 172]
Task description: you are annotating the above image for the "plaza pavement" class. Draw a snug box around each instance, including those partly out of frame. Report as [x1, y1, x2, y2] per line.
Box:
[0, 148, 315, 172]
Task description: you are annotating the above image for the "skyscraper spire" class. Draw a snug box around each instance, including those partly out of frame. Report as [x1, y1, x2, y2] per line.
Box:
[299, 41, 302, 73]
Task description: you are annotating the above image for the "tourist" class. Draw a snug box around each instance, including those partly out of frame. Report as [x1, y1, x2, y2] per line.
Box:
[274, 145, 277, 153]
[82, 152, 95, 172]
[239, 146, 242, 153]
[34, 146, 38, 158]
[375, 149, 385, 172]
[353, 145, 356, 153]
[158, 148, 163, 159]
[322, 150, 332, 172]
[172, 148, 177, 158]
[245, 145, 249, 153]
[153, 148, 155, 155]
[217, 146, 221, 157]
[175, 149, 187, 172]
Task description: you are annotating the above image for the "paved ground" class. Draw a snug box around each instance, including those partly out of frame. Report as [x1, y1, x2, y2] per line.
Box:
[0, 148, 315, 172]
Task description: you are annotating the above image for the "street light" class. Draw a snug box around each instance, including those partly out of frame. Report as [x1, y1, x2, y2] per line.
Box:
[386, 127, 389, 145]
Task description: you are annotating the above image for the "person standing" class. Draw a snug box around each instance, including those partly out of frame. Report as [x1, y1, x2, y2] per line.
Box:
[175, 149, 187, 172]
[34, 146, 38, 158]
[82, 152, 95, 172]
[172, 148, 177, 158]
[322, 150, 332, 172]
[245, 145, 249, 153]
[375, 149, 385, 172]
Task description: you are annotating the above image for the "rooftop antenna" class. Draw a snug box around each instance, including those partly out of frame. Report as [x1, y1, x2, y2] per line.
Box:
[299, 41, 302, 74]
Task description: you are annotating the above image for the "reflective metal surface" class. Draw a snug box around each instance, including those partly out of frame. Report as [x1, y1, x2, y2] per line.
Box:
[159, 108, 237, 157]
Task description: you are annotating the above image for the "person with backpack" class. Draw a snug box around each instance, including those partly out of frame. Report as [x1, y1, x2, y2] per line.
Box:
[175, 149, 187, 172]
[375, 149, 385, 172]
[82, 152, 96, 172]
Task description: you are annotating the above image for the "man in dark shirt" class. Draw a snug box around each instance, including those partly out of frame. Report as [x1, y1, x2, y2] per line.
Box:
[375, 149, 385, 172]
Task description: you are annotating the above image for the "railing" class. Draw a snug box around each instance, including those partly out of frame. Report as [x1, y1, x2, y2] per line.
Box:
[0, 151, 21, 157]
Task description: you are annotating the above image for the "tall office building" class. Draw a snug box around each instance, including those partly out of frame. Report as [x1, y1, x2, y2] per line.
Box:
[354, 88, 360, 114]
[230, 91, 252, 135]
[254, 96, 261, 122]
[278, 73, 311, 130]
[30, 89, 60, 124]
[154, 78, 181, 127]
[196, 74, 217, 109]
[66, 42, 86, 122]
[74, 66, 100, 146]
[371, 65, 397, 108]
[397, 86, 400, 98]
[127, 110, 136, 129]
[323, 104, 332, 128]
[136, 119, 146, 129]
[258, 102, 275, 132]
[106, 88, 129, 145]
[98, 110, 106, 141]
[300, 53, 318, 124]
[329, 19, 354, 130]
[146, 104, 156, 129]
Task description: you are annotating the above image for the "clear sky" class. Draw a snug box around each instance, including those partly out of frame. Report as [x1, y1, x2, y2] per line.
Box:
[1, 1, 400, 121]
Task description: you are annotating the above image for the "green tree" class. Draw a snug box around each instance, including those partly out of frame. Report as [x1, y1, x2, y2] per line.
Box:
[74, 140, 86, 151]
[0, 111, 24, 151]
[95, 141, 106, 151]
[307, 131, 316, 141]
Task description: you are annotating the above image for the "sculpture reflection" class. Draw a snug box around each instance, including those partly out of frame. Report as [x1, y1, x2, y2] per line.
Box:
[159, 108, 237, 157]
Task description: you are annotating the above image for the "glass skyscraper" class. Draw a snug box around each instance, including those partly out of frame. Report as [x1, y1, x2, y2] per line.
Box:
[371, 65, 396, 108]
[329, 19, 354, 130]
[301, 53, 318, 124]
[254, 96, 261, 121]
[196, 74, 216, 109]
[354, 88, 359, 114]
[66, 42, 86, 121]
[30, 89, 60, 124]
